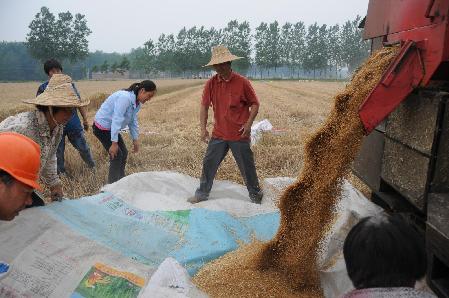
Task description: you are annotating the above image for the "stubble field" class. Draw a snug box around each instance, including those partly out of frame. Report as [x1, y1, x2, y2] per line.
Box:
[0, 79, 367, 200]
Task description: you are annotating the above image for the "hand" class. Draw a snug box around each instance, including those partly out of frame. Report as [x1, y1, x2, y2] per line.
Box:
[109, 142, 119, 159]
[201, 129, 210, 143]
[239, 123, 252, 138]
[83, 121, 89, 131]
[133, 140, 139, 153]
[50, 184, 64, 202]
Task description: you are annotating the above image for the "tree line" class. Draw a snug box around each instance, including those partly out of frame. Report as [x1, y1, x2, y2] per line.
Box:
[126, 17, 368, 79]
[0, 6, 369, 81]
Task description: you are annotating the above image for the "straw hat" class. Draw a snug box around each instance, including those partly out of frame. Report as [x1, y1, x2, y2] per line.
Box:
[203, 45, 243, 67]
[23, 74, 89, 107]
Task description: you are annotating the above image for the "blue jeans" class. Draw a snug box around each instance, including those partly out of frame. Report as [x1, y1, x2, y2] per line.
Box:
[57, 129, 95, 174]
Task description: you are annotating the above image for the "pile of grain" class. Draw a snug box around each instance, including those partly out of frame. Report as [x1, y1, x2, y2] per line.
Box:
[193, 46, 399, 297]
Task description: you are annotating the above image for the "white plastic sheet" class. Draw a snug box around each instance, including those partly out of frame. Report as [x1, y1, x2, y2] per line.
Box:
[250, 119, 273, 145]
[102, 172, 384, 297]
[139, 258, 207, 298]
[319, 181, 383, 297]
[0, 171, 384, 297]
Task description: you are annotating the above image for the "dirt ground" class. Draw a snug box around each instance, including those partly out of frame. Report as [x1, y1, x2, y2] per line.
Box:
[0, 79, 368, 199]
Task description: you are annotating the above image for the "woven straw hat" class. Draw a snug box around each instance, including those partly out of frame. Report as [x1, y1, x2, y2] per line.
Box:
[23, 74, 89, 107]
[203, 45, 243, 67]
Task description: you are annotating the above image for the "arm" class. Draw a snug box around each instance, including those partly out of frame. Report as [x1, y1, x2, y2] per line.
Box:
[200, 80, 213, 143]
[109, 96, 128, 158]
[240, 80, 260, 138]
[247, 104, 259, 126]
[40, 153, 63, 200]
[240, 104, 259, 138]
[72, 83, 89, 131]
[78, 107, 89, 131]
[200, 104, 209, 143]
[110, 97, 128, 143]
[129, 112, 140, 153]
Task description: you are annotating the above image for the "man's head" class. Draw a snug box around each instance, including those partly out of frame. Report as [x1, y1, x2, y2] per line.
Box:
[343, 213, 426, 289]
[44, 59, 63, 77]
[0, 132, 41, 221]
[36, 105, 74, 126]
[212, 61, 232, 79]
[0, 171, 34, 220]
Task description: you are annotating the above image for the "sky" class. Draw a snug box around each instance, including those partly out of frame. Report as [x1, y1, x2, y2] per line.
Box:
[0, 0, 369, 54]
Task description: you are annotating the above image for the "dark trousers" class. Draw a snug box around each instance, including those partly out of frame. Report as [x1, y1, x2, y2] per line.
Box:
[57, 129, 95, 174]
[92, 125, 128, 184]
[195, 138, 262, 199]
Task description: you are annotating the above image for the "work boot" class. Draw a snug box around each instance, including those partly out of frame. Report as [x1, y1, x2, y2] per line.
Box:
[187, 196, 208, 204]
[249, 191, 263, 204]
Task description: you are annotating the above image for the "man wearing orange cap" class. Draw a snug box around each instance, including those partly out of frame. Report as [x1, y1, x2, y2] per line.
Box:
[0, 132, 42, 221]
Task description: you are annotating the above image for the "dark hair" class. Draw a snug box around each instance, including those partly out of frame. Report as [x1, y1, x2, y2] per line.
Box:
[0, 170, 14, 186]
[44, 59, 63, 75]
[343, 213, 426, 289]
[36, 105, 63, 114]
[124, 80, 156, 96]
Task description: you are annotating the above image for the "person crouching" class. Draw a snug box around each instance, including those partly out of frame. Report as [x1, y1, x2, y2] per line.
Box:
[0, 74, 89, 202]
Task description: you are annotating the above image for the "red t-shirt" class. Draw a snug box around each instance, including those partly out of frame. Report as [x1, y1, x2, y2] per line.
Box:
[201, 72, 260, 141]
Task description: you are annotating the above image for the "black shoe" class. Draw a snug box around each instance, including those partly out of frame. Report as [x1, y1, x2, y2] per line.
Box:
[187, 196, 208, 204]
[249, 191, 263, 204]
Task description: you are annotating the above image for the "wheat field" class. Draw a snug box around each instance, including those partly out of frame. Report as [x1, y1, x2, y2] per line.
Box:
[0, 79, 369, 200]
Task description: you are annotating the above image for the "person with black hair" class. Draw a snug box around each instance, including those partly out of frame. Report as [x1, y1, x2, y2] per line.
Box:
[0, 74, 89, 201]
[93, 80, 156, 183]
[37, 59, 95, 176]
[342, 213, 436, 297]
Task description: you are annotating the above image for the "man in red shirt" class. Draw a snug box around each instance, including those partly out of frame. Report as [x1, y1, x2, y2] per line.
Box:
[188, 45, 263, 204]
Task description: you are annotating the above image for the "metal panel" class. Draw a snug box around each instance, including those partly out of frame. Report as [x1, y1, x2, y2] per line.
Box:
[364, 0, 444, 39]
[385, 90, 441, 156]
[371, 36, 384, 52]
[428, 194, 449, 238]
[426, 224, 449, 297]
[352, 129, 385, 191]
[381, 138, 430, 211]
[432, 93, 449, 193]
[386, 23, 449, 86]
[359, 41, 425, 133]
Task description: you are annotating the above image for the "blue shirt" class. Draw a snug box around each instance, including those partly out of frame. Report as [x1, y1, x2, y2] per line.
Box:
[94, 90, 141, 142]
[37, 81, 83, 132]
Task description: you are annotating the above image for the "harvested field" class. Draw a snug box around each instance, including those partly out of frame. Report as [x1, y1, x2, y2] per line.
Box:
[0, 73, 388, 296]
[193, 47, 399, 297]
[0, 79, 346, 199]
[0, 79, 204, 123]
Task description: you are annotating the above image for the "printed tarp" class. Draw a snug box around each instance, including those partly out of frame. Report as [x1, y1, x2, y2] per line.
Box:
[0, 171, 381, 297]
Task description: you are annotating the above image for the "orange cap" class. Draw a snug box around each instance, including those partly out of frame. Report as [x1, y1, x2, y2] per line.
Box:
[0, 132, 41, 190]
